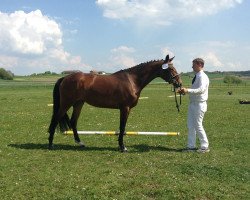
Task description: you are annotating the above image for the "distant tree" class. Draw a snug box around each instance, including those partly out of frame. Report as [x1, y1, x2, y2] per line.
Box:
[223, 75, 242, 84]
[61, 70, 79, 74]
[44, 71, 52, 75]
[0, 68, 14, 80]
[29, 71, 58, 76]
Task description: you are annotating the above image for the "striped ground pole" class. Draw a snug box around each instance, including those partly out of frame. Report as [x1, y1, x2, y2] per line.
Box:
[64, 131, 180, 136]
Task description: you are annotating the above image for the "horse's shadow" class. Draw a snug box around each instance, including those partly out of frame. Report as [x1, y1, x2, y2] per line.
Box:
[8, 143, 117, 152]
[8, 143, 182, 153]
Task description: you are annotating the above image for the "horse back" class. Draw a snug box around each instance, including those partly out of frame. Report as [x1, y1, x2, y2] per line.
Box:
[60, 72, 139, 109]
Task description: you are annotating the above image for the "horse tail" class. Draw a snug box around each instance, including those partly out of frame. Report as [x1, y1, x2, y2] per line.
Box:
[52, 77, 71, 132]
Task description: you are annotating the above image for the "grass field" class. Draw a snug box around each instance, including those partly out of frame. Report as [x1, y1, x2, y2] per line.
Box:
[0, 75, 249, 199]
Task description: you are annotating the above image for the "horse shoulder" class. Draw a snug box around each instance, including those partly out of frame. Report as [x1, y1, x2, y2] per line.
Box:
[115, 73, 140, 106]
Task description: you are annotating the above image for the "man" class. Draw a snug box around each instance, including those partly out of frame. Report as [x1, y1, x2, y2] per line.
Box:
[178, 58, 210, 153]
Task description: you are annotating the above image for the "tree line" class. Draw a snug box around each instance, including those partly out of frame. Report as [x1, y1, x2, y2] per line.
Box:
[0, 68, 14, 80]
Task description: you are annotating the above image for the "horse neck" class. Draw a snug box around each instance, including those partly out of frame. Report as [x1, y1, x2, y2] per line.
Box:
[129, 61, 163, 91]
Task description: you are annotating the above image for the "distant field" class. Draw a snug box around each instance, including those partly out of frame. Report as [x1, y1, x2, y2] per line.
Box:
[0, 75, 249, 199]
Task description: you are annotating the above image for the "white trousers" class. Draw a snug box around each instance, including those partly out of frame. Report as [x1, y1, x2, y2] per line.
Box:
[187, 102, 209, 149]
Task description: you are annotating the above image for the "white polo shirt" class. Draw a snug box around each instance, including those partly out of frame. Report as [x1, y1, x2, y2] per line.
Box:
[188, 70, 209, 103]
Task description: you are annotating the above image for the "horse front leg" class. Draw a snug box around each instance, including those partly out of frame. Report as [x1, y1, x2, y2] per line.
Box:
[118, 106, 130, 152]
[71, 101, 85, 147]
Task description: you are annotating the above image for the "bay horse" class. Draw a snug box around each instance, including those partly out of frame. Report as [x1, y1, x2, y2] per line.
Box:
[48, 55, 182, 152]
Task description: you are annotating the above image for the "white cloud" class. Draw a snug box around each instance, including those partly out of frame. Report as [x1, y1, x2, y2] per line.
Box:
[95, 45, 137, 72]
[0, 10, 62, 55]
[111, 54, 136, 69]
[202, 52, 223, 67]
[110, 45, 136, 68]
[111, 46, 135, 53]
[95, 41, 249, 73]
[159, 40, 250, 72]
[0, 55, 18, 68]
[227, 61, 243, 71]
[96, 0, 243, 26]
[0, 10, 90, 75]
[161, 47, 175, 59]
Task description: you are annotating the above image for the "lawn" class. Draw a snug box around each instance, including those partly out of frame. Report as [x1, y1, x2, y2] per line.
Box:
[0, 76, 249, 199]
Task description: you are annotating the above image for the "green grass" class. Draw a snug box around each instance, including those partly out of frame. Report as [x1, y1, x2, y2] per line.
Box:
[0, 77, 249, 199]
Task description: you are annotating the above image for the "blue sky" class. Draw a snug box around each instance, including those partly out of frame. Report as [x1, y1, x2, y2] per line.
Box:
[0, 0, 249, 75]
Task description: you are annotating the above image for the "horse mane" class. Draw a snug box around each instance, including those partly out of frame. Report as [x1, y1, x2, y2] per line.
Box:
[113, 59, 164, 75]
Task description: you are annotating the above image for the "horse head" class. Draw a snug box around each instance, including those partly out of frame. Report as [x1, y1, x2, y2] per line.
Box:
[160, 55, 182, 88]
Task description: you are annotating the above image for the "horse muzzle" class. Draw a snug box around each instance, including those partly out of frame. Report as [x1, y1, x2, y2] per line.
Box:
[173, 81, 182, 88]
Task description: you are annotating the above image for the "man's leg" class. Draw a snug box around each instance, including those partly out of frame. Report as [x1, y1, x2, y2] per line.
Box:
[187, 104, 197, 148]
[194, 106, 209, 149]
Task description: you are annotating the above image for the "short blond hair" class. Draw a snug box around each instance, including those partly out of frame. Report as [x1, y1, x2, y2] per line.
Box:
[193, 58, 204, 67]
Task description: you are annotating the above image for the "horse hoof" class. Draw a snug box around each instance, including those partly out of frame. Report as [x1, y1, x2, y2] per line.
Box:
[48, 145, 54, 150]
[119, 146, 128, 153]
[75, 141, 85, 147]
[79, 143, 85, 148]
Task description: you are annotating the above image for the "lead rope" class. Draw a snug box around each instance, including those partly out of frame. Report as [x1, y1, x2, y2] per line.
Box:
[174, 87, 180, 112]
[179, 85, 182, 106]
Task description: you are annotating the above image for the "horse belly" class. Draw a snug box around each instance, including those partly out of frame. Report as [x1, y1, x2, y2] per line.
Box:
[84, 88, 138, 109]
[85, 93, 120, 109]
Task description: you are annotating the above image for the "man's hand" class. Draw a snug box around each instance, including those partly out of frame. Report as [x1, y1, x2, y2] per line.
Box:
[177, 88, 188, 95]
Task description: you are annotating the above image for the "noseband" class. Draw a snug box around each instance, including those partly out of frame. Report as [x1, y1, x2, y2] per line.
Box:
[169, 73, 180, 84]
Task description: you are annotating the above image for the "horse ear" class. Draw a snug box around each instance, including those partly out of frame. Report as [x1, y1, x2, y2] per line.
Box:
[169, 56, 175, 63]
[164, 55, 169, 63]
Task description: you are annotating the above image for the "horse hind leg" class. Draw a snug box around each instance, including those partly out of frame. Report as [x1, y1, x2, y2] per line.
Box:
[48, 104, 71, 149]
[71, 101, 85, 147]
[48, 114, 58, 149]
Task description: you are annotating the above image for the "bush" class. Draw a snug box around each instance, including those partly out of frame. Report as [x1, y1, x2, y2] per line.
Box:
[223, 75, 242, 84]
[0, 68, 14, 80]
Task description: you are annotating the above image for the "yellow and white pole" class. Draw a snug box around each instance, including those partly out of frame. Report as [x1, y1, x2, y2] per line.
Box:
[64, 131, 179, 136]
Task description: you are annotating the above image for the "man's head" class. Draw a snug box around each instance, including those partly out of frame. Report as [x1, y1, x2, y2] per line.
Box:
[192, 58, 204, 72]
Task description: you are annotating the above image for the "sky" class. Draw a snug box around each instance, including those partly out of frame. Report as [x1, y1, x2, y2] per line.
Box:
[0, 0, 249, 75]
